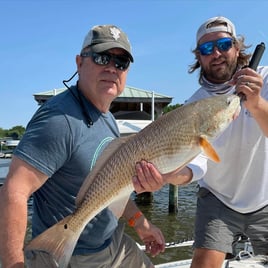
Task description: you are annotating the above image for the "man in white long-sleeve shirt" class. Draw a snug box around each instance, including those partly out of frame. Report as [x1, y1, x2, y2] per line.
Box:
[132, 15, 268, 268]
[127, 15, 268, 268]
[183, 16, 268, 268]
[133, 14, 268, 268]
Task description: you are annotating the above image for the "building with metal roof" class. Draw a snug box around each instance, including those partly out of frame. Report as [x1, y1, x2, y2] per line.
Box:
[33, 85, 173, 120]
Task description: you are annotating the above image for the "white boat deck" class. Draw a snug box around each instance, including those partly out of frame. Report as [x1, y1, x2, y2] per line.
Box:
[155, 255, 268, 268]
[154, 243, 268, 268]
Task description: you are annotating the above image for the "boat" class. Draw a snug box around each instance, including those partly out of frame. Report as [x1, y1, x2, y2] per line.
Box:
[155, 255, 268, 268]
[138, 239, 268, 268]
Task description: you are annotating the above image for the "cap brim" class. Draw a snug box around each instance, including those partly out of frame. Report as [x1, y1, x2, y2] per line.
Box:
[91, 42, 134, 62]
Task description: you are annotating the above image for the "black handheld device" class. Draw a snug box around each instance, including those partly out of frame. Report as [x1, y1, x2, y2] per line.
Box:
[248, 42, 265, 70]
[237, 42, 265, 101]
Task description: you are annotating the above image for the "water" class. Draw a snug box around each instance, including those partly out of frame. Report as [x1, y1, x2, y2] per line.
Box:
[0, 159, 197, 265]
[129, 184, 197, 264]
[0, 158, 11, 185]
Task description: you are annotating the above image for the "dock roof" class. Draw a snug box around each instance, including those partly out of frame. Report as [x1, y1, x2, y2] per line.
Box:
[33, 85, 173, 105]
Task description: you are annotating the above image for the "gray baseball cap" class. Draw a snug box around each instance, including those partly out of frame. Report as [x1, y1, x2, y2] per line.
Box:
[196, 16, 236, 44]
[81, 25, 134, 62]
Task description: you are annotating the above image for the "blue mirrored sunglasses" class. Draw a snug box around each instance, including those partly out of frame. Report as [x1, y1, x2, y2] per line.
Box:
[198, 37, 234, 56]
[80, 51, 130, 71]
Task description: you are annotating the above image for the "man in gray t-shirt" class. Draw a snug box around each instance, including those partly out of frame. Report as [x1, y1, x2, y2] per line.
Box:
[0, 25, 165, 268]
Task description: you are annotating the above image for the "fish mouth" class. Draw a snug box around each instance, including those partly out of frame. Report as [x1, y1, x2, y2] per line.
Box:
[226, 94, 241, 121]
[233, 105, 241, 120]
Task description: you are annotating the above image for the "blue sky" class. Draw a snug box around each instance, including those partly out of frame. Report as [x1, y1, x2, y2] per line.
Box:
[1, 0, 267, 129]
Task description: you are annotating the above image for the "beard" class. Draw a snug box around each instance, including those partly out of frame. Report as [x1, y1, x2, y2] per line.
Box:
[203, 57, 238, 83]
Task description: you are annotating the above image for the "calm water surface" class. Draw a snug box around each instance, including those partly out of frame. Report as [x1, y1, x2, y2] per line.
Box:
[130, 184, 197, 264]
[0, 159, 197, 266]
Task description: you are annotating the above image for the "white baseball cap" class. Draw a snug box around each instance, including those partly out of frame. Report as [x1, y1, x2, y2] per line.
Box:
[196, 16, 236, 44]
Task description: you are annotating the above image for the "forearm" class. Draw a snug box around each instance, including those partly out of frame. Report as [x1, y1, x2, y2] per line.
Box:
[0, 157, 48, 267]
[0, 187, 28, 268]
[249, 97, 268, 137]
[122, 199, 144, 226]
[122, 199, 165, 256]
[163, 166, 193, 186]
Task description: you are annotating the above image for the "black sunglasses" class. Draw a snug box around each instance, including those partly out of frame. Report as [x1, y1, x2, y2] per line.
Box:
[80, 51, 131, 71]
[198, 37, 234, 56]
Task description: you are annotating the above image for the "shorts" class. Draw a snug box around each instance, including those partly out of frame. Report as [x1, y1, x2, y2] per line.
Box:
[68, 222, 153, 268]
[194, 187, 268, 255]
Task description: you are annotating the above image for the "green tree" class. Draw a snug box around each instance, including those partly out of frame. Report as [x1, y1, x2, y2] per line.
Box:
[163, 103, 182, 114]
[7, 125, 25, 139]
[0, 126, 25, 139]
[0, 128, 6, 139]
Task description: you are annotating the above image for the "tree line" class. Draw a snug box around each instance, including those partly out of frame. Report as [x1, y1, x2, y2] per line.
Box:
[0, 126, 26, 140]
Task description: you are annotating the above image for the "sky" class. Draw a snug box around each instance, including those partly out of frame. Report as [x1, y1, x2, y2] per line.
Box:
[1, 0, 268, 129]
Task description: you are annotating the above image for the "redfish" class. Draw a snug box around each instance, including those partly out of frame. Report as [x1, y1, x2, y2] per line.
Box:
[24, 94, 241, 268]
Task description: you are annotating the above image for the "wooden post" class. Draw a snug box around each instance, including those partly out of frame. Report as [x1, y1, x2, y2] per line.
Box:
[169, 184, 178, 212]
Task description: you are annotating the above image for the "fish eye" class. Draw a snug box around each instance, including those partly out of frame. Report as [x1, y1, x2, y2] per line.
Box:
[226, 97, 232, 105]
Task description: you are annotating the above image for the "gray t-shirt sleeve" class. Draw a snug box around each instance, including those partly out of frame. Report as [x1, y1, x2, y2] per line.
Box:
[14, 105, 72, 177]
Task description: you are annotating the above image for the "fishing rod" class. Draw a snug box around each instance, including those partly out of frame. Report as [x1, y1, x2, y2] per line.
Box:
[137, 239, 194, 251]
[138, 235, 252, 251]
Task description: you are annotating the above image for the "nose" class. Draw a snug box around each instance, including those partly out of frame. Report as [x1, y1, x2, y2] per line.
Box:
[104, 61, 117, 73]
[212, 46, 222, 57]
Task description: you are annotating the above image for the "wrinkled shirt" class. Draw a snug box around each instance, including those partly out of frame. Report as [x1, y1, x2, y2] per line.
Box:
[14, 85, 120, 254]
[187, 66, 268, 213]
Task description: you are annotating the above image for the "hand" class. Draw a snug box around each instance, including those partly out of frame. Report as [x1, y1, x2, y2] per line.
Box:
[135, 217, 165, 257]
[232, 67, 263, 110]
[132, 160, 166, 194]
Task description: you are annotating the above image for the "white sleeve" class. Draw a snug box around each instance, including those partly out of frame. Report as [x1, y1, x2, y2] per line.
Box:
[187, 153, 208, 182]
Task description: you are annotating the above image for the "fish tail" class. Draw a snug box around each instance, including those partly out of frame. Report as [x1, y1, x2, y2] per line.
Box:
[24, 215, 79, 268]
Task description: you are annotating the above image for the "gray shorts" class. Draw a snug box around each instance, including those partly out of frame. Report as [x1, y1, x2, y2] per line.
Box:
[68, 222, 153, 268]
[194, 187, 268, 255]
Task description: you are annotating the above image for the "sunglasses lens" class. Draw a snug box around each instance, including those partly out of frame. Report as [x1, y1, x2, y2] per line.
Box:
[92, 52, 129, 70]
[217, 38, 233, 51]
[198, 38, 233, 56]
[114, 56, 130, 70]
[92, 53, 110, 65]
[199, 41, 214, 55]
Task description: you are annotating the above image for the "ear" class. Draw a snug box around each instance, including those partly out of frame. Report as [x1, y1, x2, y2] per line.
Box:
[234, 43, 240, 57]
[76, 55, 83, 70]
[236, 47, 240, 57]
[196, 51, 201, 62]
[197, 54, 202, 66]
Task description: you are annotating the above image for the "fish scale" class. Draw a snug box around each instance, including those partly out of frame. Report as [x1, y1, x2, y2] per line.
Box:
[24, 94, 241, 268]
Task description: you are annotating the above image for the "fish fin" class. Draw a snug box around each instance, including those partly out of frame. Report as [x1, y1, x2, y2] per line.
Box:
[108, 193, 130, 219]
[76, 136, 133, 206]
[24, 215, 79, 268]
[199, 136, 220, 163]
